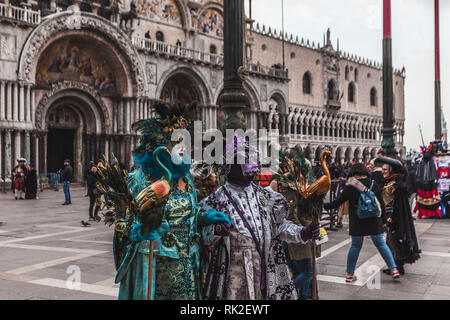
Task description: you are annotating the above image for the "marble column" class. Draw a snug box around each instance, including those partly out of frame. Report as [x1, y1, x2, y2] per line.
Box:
[126, 100, 131, 134]
[104, 136, 110, 162]
[25, 85, 31, 122]
[0, 81, 5, 120]
[24, 131, 30, 163]
[13, 131, 21, 162]
[4, 130, 12, 179]
[19, 84, 25, 122]
[118, 100, 123, 134]
[13, 83, 18, 121]
[96, 134, 101, 161]
[31, 88, 35, 124]
[135, 98, 140, 122]
[113, 101, 118, 134]
[0, 132, 2, 178]
[124, 136, 130, 170]
[6, 82, 12, 120]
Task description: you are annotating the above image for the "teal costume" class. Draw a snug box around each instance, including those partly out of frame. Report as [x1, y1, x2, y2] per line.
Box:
[117, 169, 202, 300]
[105, 102, 231, 300]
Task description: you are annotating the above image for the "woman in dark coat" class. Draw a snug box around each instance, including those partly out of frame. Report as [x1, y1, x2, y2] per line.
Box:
[25, 163, 38, 199]
[376, 157, 421, 275]
[324, 163, 400, 282]
[86, 164, 101, 221]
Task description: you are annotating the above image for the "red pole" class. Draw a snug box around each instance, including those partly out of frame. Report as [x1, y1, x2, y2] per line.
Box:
[435, 0, 440, 81]
[435, 0, 442, 140]
[383, 0, 391, 39]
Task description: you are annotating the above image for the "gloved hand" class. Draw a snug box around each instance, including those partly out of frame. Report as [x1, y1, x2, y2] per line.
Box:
[200, 209, 233, 227]
[323, 203, 332, 211]
[130, 222, 160, 243]
[300, 222, 320, 242]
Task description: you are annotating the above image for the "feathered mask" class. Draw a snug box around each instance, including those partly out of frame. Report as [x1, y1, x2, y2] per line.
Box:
[132, 101, 197, 156]
[222, 134, 260, 176]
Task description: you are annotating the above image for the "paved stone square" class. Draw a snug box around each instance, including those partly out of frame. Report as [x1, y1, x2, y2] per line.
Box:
[0, 187, 449, 300]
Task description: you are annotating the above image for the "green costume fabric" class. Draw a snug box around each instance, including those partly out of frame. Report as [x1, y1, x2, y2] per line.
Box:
[117, 169, 202, 300]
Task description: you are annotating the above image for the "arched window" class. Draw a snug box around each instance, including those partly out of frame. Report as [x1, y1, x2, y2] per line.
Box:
[354, 68, 358, 82]
[348, 82, 355, 103]
[302, 72, 312, 94]
[370, 87, 377, 106]
[345, 66, 349, 80]
[210, 44, 217, 54]
[156, 31, 165, 42]
[328, 80, 336, 100]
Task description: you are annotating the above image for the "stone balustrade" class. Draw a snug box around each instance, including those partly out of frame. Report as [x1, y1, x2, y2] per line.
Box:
[132, 36, 289, 80]
[0, 2, 40, 25]
[132, 36, 224, 67]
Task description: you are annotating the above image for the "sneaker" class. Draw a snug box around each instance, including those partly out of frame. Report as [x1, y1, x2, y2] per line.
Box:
[346, 274, 357, 283]
[336, 222, 343, 228]
[391, 268, 400, 281]
[62, 202, 68, 205]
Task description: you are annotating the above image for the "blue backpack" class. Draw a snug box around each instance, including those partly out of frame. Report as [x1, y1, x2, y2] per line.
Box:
[354, 180, 381, 219]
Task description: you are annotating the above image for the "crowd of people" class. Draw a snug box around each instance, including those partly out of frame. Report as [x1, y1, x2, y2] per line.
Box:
[6, 101, 424, 301]
[85, 100, 425, 301]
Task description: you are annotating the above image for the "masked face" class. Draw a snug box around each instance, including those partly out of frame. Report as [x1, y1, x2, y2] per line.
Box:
[227, 163, 254, 187]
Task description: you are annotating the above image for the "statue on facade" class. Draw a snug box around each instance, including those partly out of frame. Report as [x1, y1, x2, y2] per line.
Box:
[120, 0, 140, 30]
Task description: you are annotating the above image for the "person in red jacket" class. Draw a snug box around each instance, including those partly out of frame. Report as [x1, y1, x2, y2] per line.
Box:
[12, 158, 28, 200]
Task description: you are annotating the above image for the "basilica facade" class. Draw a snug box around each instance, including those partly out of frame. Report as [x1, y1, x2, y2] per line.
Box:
[0, 0, 406, 181]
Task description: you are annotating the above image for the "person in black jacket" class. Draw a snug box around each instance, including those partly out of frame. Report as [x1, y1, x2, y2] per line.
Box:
[60, 159, 73, 205]
[86, 164, 101, 222]
[25, 163, 38, 199]
[324, 163, 400, 282]
[377, 158, 421, 275]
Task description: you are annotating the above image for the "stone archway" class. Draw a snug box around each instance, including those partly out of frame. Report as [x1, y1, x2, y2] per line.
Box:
[335, 147, 343, 164]
[363, 147, 371, 163]
[269, 91, 288, 135]
[18, 11, 147, 96]
[354, 147, 361, 163]
[36, 84, 108, 180]
[157, 66, 211, 105]
[345, 147, 353, 163]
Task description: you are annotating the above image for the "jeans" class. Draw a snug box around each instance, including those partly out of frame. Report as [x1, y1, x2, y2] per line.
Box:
[347, 234, 397, 274]
[282, 241, 316, 299]
[290, 258, 314, 299]
[63, 181, 71, 204]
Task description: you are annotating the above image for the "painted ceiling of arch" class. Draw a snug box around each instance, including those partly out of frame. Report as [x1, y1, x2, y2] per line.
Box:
[36, 38, 119, 95]
[135, 0, 182, 25]
[198, 8, 223, 37]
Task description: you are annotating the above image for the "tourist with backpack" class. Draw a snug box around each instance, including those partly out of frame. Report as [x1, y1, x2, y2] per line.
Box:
[324, 163, 400, 282]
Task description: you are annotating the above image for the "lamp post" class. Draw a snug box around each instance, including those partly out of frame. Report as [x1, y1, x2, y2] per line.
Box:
[381, 0, 397, 157]
[219, 0, 248, 132]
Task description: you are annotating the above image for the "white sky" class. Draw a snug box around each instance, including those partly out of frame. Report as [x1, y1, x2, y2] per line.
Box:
[246, 0, 450, 152]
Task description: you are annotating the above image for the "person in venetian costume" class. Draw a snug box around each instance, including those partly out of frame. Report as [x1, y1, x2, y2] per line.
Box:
[13, 158, 28, 200]
[376, 157, 421, 276]
[273, 150, 323, 300]
[201, 135, 320, 300]
[97, 102, 232, 300]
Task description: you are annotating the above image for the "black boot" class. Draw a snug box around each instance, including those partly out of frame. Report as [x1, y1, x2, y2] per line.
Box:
[397, 263, 405, 275]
